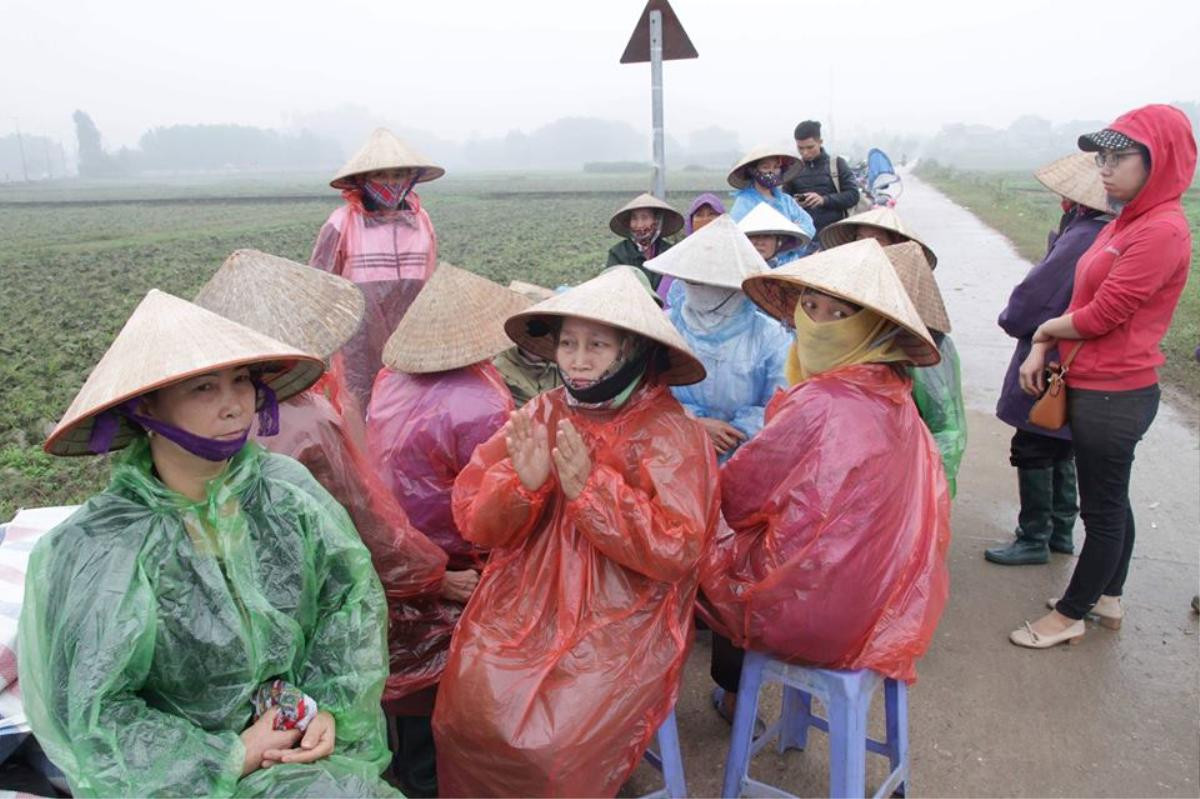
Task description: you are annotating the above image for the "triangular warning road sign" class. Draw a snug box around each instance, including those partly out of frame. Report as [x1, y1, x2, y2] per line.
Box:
[619, 0, 698, 63]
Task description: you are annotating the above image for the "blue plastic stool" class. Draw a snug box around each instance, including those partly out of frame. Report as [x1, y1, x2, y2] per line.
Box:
[640, 708, 688, 799]
[721, 651, 908, 799]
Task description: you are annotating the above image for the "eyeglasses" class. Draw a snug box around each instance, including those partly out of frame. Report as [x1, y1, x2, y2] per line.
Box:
[1094, 149, 1141, 169]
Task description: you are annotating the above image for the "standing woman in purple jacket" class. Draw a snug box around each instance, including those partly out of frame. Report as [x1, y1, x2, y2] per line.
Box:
[985, 153, 1112, 565]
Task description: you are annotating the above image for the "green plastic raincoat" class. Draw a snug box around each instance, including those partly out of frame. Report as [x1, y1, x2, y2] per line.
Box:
[910, 334, 967, 499]
[17, 439, 398, 798]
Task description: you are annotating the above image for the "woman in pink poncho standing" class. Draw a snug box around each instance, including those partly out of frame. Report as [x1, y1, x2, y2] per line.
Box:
[310, 128, 443, 413]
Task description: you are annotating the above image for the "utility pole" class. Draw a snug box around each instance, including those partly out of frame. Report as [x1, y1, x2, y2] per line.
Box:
[14, 119, 29, 182]
[620, 0, 697, 200]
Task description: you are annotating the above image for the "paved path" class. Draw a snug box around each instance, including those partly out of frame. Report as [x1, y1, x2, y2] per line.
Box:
[623, 171, 1200, 798]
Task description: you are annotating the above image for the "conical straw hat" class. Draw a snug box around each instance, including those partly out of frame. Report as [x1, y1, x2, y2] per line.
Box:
[1034, 152, 1111, 214]
[330, 128, 446, 189]
[743, 238, 940, 366]
[727, 144, 802, 189]
[643, 214, 769, 290]
[507, 280, 556, 303]
[383, 263, 531, 373]
[45, 290, 324, 457]
[735, 202, 812, 249]
[609, 193, 685, 237]
[505, 266, 706, 386]
[818, 207, 938, 268]
[882, 242, 952, 335]
[194, 249, 366, 359]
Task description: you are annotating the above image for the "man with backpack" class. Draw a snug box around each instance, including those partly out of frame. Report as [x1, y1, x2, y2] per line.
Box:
[785, 119, 862, 236]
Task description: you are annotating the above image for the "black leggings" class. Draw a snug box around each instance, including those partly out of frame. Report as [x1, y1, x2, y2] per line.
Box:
[1055, 384, 1159, 619]
[710, 633, 745, 694]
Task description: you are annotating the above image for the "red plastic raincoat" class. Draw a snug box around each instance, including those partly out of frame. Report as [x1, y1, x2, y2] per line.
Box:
[433, 383, 721, 798]
[255, 374, 459, 704]
[700, 364, 950, 682]
[310, 191, 437, 411]
[365, 363, 514, 569]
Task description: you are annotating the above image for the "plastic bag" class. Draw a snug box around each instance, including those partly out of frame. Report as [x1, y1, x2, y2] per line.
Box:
[17, 439, 398, 797]
[255, 373, 457, 702]
[667, 297, 790, 461]
[433, 383, 720, 798]
[366, 362, 514, 570]
[699, 364, 950, 683]
[310, 191, 437, 413]
[910, 335, 967, 499]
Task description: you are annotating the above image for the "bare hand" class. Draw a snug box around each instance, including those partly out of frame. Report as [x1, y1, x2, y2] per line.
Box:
[552, 420, 592, 501]
[698, 418, 747, 453]
[506, 409, 551, 491]
[1031, 325, 1053, 344]
[1019, 343, 1050, 396]
[799, 192, 825, 209]
[262, 710, 336, 767]
[241, 708, 302, 776]
[440, 569, 480, 604]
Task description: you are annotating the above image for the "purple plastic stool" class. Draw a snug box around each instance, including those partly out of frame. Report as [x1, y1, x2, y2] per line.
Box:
[721, 651, 909, 798]
[640, 708, 688, 799]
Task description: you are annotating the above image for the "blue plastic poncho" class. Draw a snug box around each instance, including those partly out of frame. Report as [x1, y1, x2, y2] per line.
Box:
[729, 185, 816, 236]
[668, 292, 791, 461]
[17, 439, 397, 798]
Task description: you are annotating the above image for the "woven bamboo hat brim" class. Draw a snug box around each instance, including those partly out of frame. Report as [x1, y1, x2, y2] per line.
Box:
[818, 207, 938, 268]
[383, 263, 531, 374]
[194, 249, 366, 360]
[742, 238, 940, 366]
[1034, 152, 1111, 214]
[330, 128, 445, 189]
[45, 290, 324, 457]
[882, 242, 952, 335]
[507, 280, 556, 303]
[609, 193, 685, 238]
[735, 202, 812, 249]
[642, 214, 769, 291]
[727, 145, 802, 189]
[504, 266, 706, 386]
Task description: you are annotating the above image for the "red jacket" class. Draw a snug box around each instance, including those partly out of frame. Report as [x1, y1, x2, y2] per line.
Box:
[1066, 104, 1196, 391]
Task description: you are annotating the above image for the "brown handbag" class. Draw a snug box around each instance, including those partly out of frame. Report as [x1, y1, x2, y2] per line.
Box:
[1027, 343, 1083, 430]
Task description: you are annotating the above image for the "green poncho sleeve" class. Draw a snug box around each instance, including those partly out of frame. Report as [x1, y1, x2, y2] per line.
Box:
[911, 335, 968, 499]
[17, 441, 397, 798]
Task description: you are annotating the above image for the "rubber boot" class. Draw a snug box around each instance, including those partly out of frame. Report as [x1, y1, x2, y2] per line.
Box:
[985, 466, 1053, 565]
[1049, 458, 1078, 554]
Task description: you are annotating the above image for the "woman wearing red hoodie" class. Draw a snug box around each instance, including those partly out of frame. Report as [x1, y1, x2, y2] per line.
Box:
[1012, 104, 1196, 648]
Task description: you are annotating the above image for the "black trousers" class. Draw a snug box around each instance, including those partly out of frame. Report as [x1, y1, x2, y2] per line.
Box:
[1009, 428, 1073, 469]
[1055, 384, 1160, 619]
[710, 633, 745, 694]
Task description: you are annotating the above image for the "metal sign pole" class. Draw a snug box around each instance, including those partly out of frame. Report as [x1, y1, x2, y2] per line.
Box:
[649, 9, 665, 199]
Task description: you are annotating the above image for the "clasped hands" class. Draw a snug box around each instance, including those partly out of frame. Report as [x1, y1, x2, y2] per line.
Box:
[506, 409, 591, 500]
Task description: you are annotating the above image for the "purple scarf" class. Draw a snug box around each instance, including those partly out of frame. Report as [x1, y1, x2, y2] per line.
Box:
[88, 379, 280, 460]
[684, 193, 727, 234]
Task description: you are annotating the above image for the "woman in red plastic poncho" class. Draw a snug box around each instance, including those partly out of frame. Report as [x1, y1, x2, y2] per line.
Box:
[433, 266, 721, 798]
[193, 251, 458, 743]
[701, 238, 951, 721]
[310, 128, 443, 413]
[365, 264, 530, 796]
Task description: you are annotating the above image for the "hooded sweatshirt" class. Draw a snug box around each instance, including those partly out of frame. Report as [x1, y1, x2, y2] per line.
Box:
[1065, 104, 1197, 391]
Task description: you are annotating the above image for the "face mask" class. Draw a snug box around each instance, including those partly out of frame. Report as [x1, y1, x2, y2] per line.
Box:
[88, 379, 280, 461]
[753, 169, 782, 189]
[362, 174, 418, 210]
[630, 213, 662, 246]
[681, 282, 744, 333]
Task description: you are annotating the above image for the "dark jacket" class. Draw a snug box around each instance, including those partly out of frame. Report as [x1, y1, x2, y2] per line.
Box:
[995, 206, 1108, 438]
[605, 237, 674, 289]
[784, 148, 860, 232]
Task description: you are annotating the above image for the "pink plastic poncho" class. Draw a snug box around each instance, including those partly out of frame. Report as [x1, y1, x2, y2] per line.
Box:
[310, 190, 438, 412]
[433, 383, 721, 798]
[699, 364, 951, 682]
[366, 362, 514, 570]
[254, 373, 458, 703]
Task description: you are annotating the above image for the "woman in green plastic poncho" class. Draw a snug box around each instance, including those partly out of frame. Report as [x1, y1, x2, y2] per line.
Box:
[18, 289, 399, 798]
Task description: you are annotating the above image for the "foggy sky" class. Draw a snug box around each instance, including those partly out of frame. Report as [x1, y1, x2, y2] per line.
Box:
[5, 0, 1198, 153]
